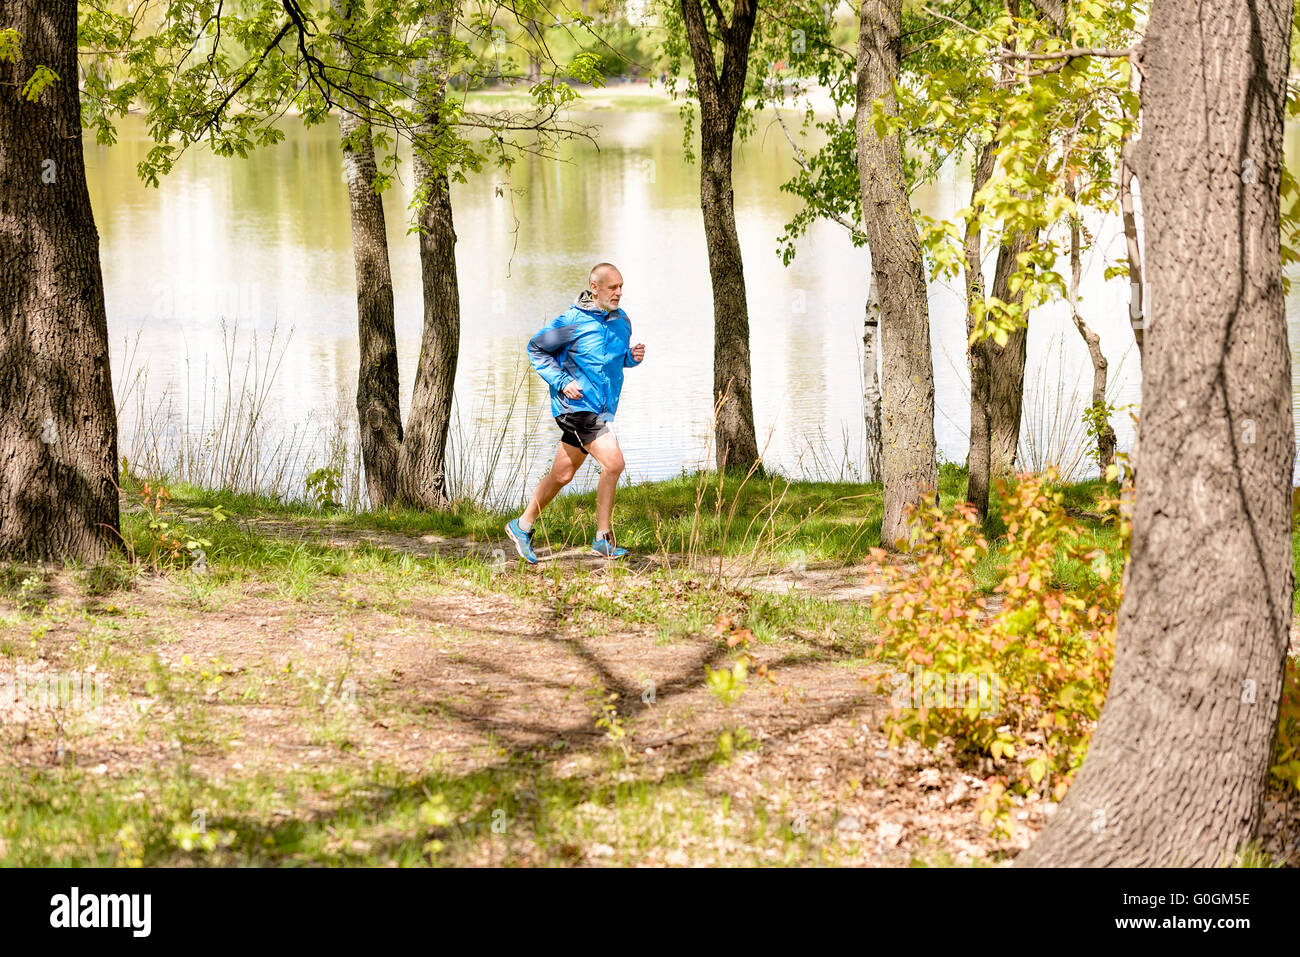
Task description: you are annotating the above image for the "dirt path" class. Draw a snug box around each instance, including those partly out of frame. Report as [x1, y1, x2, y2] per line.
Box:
[230, 512, 886, 603]
[12, 512, 1295, 865]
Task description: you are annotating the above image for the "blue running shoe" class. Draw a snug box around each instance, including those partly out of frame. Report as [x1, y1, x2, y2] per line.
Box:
[591, 531, 628, 559]
[505, 519, 538, 564]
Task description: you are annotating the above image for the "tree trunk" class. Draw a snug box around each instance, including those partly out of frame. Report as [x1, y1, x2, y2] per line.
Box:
[863, 282, 882, 483]
[525, 19, 543, 83]
[0, 0, 120, 561]
[1067, 187, 1115, 472]
[397, 9, 461, 508]
[1019, 0, 1294, 866]
[332, 0, 403, 510]
[986, 230, 1031, 480]
[678, 0, 760, 474]
[1026, 0, 1066, 28]
[982, 0, 1038, 484]
[701, 120, 760, 472]
[855, 0, 937, 548]
[1120, 54, 1147, 364]
[964, 141, 998, 519]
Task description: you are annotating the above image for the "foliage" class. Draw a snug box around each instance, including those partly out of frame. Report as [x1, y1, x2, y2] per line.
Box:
[21, 64, 59, 101]
[305, 466, 343, 511]
[771, 1, 1147, 346]
[586, 679, 631, 763]
[0, 27, 20, 63]
[17, 574, 45, 613]
[75, 0, 607, 192]
[706, 614, 777, 706]
[865, 472, 1123, 833]
[1, 27, 61, 102]
[135, 482, 227, 571]
[1271, 656, 1300, 793]
[1080, 398, 1120, 467]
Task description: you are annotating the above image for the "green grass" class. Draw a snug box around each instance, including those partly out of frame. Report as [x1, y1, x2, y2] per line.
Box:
[0, 742, 860, 867]
[121, 467, 1145, 618]
[152, 465, 984, 569]
[8, 467, 1291, 867]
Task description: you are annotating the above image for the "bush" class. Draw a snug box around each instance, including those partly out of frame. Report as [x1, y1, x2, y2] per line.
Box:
[865, 472, 1122, 819]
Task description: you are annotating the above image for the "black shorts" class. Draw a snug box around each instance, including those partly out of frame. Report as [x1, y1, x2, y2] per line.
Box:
[555, 412, 610, 452]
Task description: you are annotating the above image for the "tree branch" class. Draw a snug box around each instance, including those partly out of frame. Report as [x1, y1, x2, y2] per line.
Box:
[706, 0, 728, 32]
[772, 106, 867, 243]
[998, 46, 1135, 61]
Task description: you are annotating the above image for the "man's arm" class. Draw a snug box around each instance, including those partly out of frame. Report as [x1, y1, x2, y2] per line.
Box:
[622, 317, 642, 367]
[527, 314, 577, 390]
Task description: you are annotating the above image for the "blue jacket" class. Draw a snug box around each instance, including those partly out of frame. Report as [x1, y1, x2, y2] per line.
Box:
[527, 290, 641, 419]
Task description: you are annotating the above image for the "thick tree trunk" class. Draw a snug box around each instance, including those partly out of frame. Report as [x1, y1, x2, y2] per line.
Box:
[863, 284, 883, 483]
[856, 0, 937, 548]
[397, 10, 461, 508]
[678, 0, 761, 474]
[700, 120, 760, 472]
[964, 141, 997, 519]
[1019, 0, 1294, 866]
[0, 0, 120, 560]
[332, 0, 402, 509]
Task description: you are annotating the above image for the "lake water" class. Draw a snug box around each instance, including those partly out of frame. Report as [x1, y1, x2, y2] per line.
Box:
[82, 97, 1300, 507]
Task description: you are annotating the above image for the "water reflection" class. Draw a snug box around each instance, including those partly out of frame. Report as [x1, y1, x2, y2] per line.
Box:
[85, 104, 1241, 507]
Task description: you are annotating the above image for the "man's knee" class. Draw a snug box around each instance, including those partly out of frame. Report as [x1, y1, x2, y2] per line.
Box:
[552, 451, 581, 484]
[603, 450, 625, 475]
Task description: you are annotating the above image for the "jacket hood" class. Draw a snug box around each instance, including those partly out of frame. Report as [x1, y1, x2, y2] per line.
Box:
[574, 288, 618, 316]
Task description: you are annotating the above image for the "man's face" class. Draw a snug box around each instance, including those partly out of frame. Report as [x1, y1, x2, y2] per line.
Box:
[590, 270, 623, 312]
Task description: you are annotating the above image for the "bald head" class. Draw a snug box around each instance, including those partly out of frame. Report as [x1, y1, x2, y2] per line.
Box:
[588, 263, 623, 312]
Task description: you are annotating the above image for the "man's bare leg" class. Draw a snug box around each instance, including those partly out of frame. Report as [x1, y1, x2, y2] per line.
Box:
[521, 442, 587, 526]
[584, 431, 626, 534]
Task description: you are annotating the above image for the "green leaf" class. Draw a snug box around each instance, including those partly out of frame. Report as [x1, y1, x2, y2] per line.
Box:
[21, 64, 59, 102]
[1027, 758, 1047, 785]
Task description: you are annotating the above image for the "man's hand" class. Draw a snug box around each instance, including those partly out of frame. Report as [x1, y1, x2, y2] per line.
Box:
[562, 380, 584, 399]
[631, 343, 646, 362]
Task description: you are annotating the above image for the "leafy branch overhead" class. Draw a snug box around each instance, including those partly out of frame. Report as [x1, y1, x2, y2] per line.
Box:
[767, 1, 1153, 345]
[76, 0, 612, 191]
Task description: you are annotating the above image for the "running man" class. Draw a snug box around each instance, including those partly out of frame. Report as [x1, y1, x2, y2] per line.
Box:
[506, 263, 645, 563]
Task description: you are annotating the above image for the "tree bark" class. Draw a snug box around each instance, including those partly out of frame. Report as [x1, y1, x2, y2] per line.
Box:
[863, 282, 883, 483]
[856, 0, 937, 548]
[981, 0, 1036, 483]
[525, 19, 543, 83]
[0, 0, 120, 560]
[679, 0, 761, 474]
[1067, 183, 1115, 472]
[397, 9, 461, 508]
[964, 141, 997, 519]
[1120, 54, 1147, 364]
[332, 0, 403, 509]
[1025, 0, 1066, 28]
[1019, 0, 1294, 866]
[986, 230, 1031, 480]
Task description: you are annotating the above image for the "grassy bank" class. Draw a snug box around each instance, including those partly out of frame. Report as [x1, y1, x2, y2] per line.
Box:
[0, 470, 1292, 867]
